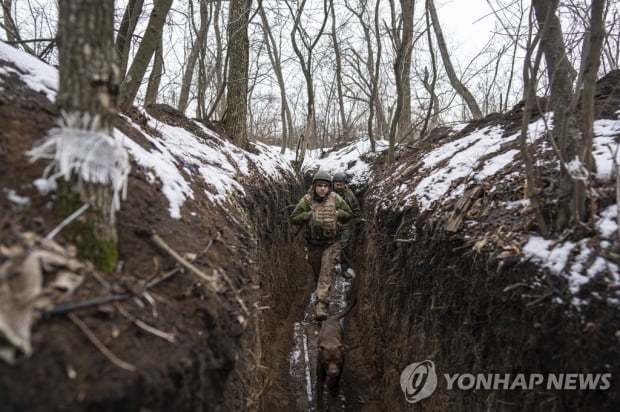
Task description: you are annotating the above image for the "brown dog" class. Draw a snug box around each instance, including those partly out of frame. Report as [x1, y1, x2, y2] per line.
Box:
[316, 299, 356, 411]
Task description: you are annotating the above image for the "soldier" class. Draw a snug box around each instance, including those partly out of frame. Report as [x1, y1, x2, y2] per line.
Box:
[332, 171, 361, 278]
[291, 170, 353, 321]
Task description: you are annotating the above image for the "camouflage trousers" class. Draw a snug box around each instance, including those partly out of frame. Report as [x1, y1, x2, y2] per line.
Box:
[307, 241, 341, 304]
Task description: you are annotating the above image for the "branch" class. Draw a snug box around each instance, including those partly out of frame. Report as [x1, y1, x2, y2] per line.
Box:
[3, 37, 55, 45]
[150, 232, 218, 289]
[69, 313, 136, 372]
[114, 303, 176, 343]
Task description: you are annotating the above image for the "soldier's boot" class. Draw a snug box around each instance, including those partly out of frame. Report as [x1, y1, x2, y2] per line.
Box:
[315, 301, 328, 322]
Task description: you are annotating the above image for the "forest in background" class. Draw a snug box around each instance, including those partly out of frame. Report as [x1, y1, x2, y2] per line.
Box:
[2, 0, 618, 150]
[1, 0, 620, 269]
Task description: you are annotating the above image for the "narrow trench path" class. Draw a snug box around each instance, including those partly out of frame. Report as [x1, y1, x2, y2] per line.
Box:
[289, 265, 354, 411]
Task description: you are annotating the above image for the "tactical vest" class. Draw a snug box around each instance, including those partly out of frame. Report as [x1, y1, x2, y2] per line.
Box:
[305, 192, 339, 243]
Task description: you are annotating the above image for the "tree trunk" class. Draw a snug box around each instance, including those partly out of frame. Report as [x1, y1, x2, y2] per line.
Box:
[427, 0, 483, 120]
[347, 0, 384, 151]
[573, 0, 605, 223]
[330, 0, 349, 140]
[258, 3, 294, 154]
[388, 0, 415, 162]
[398, 0, 414, 141]
[421, 66, 439, 137]
[532, 0, 580, 229]
[115, 0, 144, 78]
[580, 0, 605, 176]
[55, 0, 126, 272]
[519, 20, 548, 235]
[212, 0, 226, 120]
[118, 0, 173, 112]
[371, 0, 387, 144]
[144, 36, 163, 105]
[420, 5, 439, 139]
[287, 0, 331, 167]
[2, 0, 36, 55]
[178, 0, 210, 114]
[2, 0, 16, 43]
[196, 0, 224, 120]
[225, 0, 252, 149]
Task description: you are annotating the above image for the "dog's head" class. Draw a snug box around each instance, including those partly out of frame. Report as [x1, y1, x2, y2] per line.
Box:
[318, 342, 347, 382]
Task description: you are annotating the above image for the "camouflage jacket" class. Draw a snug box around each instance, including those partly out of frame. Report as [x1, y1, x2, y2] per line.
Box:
[290, 191, 352, 245]
[334, 187, 361, 223]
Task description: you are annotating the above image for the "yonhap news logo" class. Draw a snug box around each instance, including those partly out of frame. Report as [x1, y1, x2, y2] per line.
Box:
[400, 360, 612, 404]
[399, 360, 438, 403]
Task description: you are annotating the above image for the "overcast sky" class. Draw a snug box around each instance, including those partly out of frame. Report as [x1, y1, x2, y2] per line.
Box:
[433, 0, 496, 60]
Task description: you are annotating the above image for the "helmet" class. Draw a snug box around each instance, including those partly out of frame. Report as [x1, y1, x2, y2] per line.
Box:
[333, 171, 347, 183]
[312, 170, 332, 184]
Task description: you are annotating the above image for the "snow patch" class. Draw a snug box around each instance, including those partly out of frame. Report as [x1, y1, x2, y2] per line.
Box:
[0, 41, 57, 100]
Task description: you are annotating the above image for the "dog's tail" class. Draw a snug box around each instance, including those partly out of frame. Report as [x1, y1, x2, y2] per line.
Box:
[333, 297, 357, 320]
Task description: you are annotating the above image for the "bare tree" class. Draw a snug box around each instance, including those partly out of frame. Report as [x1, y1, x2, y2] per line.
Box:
[178, 0, 210, 114]
[420, 4, 439, 138]
[195, 0, 225, 121]
[580, 0, 605, 176]
[115, 0, 144, 78]
[1, 0, 16, 43]
[519, 8, 548, 235]
[225, 0, 252, 149]
[398, 0, 414, 139]
[601, 4, 618, 72]
[118, 0, 173, 112]
[329, 0, 349, 140]
[387, 0, 414, 162]
[144, 36, 163, 105]
[427, 0, 483, 120]
[286, 0, 331, 167]
[499, 1, 528, 113]
[29, 0, 129, 272]
[257, 0, 294, 154]
[1, 0, 37, 55]
[345, 0, 386, 151]
[532, 0, 581, 228]
[369, 0, 385, 150]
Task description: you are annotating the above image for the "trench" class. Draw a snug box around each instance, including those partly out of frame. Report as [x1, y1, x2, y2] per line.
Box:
[288, 270, 353, 411]
[251, 177, 374, 411]
[251, 174, 619, 411]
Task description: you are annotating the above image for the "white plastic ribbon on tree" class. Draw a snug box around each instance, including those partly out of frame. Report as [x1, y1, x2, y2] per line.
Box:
[27, 111, 130, 218]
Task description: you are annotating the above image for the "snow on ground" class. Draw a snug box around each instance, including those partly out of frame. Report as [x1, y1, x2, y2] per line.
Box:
[2, 40, 620, 306]
[392, 116, 551, 211]
[524, 117, 620, 305]
[0, 41, 296, 220]
[300, 139, 389, 187]
[0, 41, 57, 100]
[592, 118, 620, 180]
[115, 117, 297, 218]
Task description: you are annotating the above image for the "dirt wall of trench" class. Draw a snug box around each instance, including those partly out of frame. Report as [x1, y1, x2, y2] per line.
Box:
[0, 63, 302, 411]
[354, 207, 619, 411]
[246, 178, 317, 411]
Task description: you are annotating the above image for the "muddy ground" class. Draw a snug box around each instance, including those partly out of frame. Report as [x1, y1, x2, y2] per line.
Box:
[1, 51, 619, 412]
